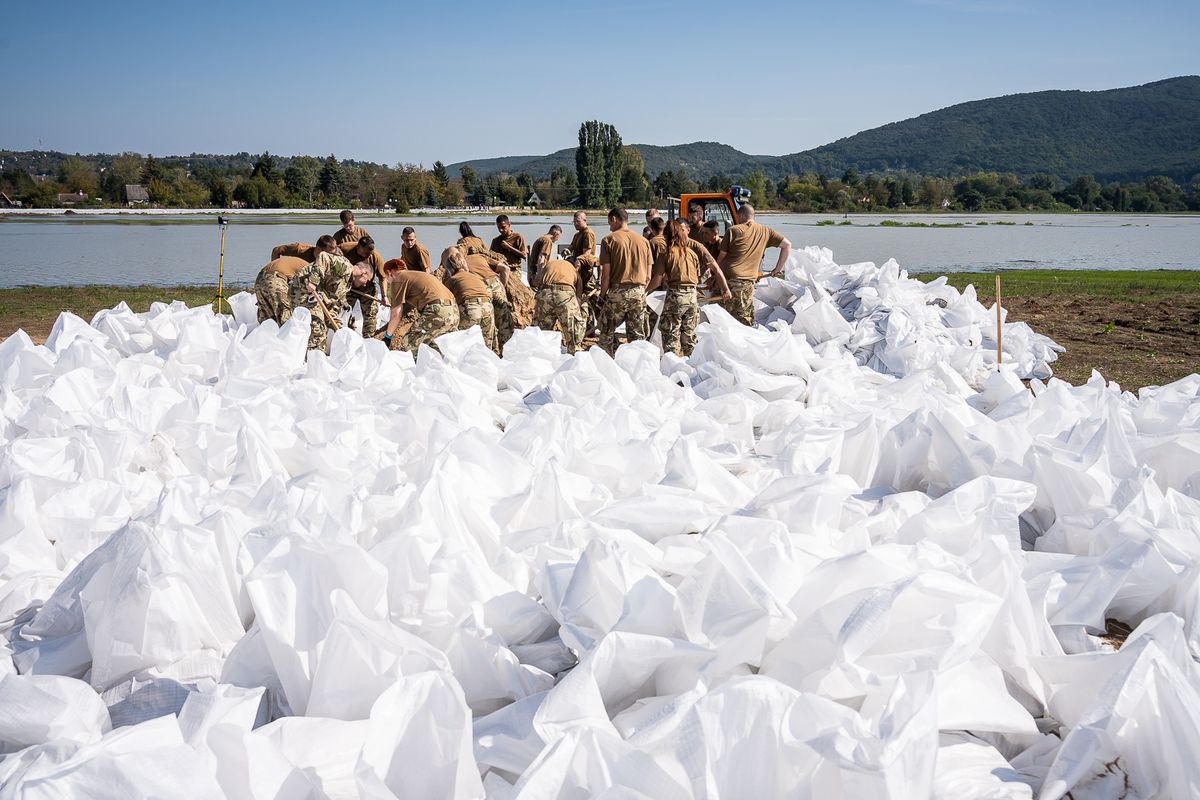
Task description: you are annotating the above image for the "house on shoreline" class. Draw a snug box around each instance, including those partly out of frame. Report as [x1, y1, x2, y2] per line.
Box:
[125, 184, 150, 207]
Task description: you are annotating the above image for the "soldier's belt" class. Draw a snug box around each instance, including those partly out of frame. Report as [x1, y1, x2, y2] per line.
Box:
[667, 282, 698, 289]
[423, 299, 454, 307]
[462, 297, 490, 305]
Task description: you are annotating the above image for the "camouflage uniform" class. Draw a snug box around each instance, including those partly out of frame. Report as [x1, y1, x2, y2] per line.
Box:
[599, 285, 648, 355]
[354, 274, 382, 339]
[254, 270, 292, 326]
[459, 298, 498, 353]
[397, 302, 460, 353]
[485, 276, 514, 348]
[288, 252, 353, 352]
[659, 285, 700, 356]
[534, 286, 585, 354]
[722, 278, 757, 327]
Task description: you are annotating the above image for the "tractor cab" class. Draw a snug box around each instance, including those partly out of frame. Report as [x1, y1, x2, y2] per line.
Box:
[666, 185, 751, 235]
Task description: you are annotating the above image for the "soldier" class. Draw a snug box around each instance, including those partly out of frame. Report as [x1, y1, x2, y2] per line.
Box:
[567, 211, 600, 333]
[269, 232, 383, 333]
[528, 225, 562, 275]
[333, 209, 369, 245]
[643, 217, 669, 333]
[646, 217, 667, 263]
[400, 226, 430, 271]
[697, 220, 722, 260]
[717, 202, 792, 326]
[647, 218, 731, 356]
[382, 262, 460, 353]
[455, 249, 515, 349]
[532, 246, 585, 354]
[598, 207, 653, 355]
[253, 255, 308, 325]
[288, 250, 373, 352]
[490, 214, 528, 276]
[339, 235, 386, 337]
[687, 201, 707, 240]
[457, 222, 509, 279]
[456, 221, 490, 256]
[271, 234, 338, 262]
[440, 247, 498, 353]
[646, 208, 661, 226]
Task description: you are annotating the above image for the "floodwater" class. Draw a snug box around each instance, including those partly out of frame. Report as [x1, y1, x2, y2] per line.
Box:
[0, 211, 1197, 288]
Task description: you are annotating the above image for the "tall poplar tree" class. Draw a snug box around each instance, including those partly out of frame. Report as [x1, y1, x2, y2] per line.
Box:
[576, 120, 624, 208]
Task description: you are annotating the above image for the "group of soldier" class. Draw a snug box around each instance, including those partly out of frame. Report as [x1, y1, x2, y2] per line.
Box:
[252, 202, 793, 358]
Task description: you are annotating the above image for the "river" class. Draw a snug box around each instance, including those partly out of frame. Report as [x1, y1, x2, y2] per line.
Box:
[1, 211, 1197, 287]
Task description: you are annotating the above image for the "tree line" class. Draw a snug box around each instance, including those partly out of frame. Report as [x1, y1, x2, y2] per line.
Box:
[3, 122, 1198, 213]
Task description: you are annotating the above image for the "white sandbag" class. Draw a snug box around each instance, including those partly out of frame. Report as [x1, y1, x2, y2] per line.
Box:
[0, 244, 1196, 799]
[0, 673, 110, 753]
[355, 671, 484, 799]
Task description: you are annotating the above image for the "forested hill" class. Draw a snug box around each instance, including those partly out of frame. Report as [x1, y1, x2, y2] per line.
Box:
[447, 77, 1200, 183]
[778, 76, 1200, 182]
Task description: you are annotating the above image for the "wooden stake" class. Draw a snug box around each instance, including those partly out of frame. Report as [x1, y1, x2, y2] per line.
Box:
[995, 271, 1003, 366]
[313, 292, 342, 330]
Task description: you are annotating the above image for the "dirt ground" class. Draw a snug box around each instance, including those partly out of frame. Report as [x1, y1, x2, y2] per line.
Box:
[997, 294, 1200, 389]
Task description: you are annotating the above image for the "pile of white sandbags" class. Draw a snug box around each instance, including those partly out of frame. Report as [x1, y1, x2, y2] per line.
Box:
[754, 246, 1062, 386]
[0, 255, 1197, 798]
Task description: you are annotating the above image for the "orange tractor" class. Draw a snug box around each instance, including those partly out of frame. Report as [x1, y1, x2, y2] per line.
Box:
[666, 185, 752, 234]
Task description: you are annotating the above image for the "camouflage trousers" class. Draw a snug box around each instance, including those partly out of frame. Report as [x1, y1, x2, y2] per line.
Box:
[576, 260, 601, 332]
[306, 315, 331, 352]
[395, 302, 459, 353]
[534, 285, 585, 354]
[352, 276, 381, 338]
[659, 285, 700, 357]
[599, 285, 647, 354]
[722, 278, 757, 326]
[459, 297, 498, 353]
[578, 260, 598, 296]
[486, 277, 514, 349]
[254, 270, 292, 326]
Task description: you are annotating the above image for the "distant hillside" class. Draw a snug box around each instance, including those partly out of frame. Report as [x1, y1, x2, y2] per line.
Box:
[777, 76, 1200, 183]
[445, 77, 1200, 183]
[444, 154, 541, 178]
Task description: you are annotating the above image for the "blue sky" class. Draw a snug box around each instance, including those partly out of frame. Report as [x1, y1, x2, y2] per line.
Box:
[1, 0, 1196, 166]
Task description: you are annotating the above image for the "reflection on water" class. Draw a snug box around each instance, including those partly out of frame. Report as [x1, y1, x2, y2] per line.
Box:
[1, 212, 1197, 287]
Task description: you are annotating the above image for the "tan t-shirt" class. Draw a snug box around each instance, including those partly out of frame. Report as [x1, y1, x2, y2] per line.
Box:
[687, 238, 718, 272]
[599, 228, 652, 287]
[569, 228, 597, 266]
[333, 225, 370, 245]
[719, 221, 785, 280]
[491, 231, 527, 267]
[648, 234, 667, 264]
[401, 242, 430, 272]
[529, 234, 555, 270]
[444, 270, 491, 303]
[274, 242, 318, 262]
[387, 270, 454, 310]
[464, 254, 499, 282]
[261, 256, 308, 280]
[538, 259, 579, 289]
[655, 245, 702, 287]
[457, 236, 490, 255]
